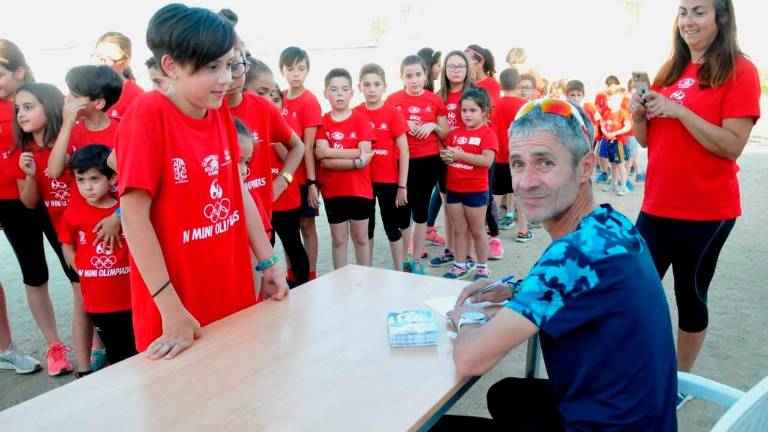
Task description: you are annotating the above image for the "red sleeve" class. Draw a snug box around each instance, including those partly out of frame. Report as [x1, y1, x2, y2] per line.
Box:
[268, 102, 294, 144]
[390, 108, 409, 138]
[722, 57, 761, 122]
[358, 114, 375, 142]
[57, 208, 76, 246]
[302, 96, 323, 129]
[434, 95, 448, 117]
[116, 95, 164, 197]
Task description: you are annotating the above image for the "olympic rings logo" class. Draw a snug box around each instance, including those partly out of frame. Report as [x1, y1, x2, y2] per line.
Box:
[90, 255, 117, 269]
[203, 199, 231, 223]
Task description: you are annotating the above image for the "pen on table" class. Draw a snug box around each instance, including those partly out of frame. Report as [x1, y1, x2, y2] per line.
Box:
[478, 274, 516, 295]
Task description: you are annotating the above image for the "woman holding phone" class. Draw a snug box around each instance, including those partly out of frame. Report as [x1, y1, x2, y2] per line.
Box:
[629, 0, 760, 408]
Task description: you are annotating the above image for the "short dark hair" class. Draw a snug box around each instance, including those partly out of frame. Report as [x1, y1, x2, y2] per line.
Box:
[146, 3, 236, 73]
[460, 87, 491, 113]
[144, 56, 158, 69]
[499, 68, 521, 91]
[400, 54, 427, 75]
[65, 65, 123, 111]
[279, 46, 310, 70]
[324, 68, 352, 89]
[359, 63, 386, 83]
[519, 74, 536, 86]
[233, 117, 251, 138]
[566, 80, 585, 94]
[14, 83, 64, 149]
[605, 75, 620, 86]
[244, 54, 273, 88]
[69, 144, 114, 178]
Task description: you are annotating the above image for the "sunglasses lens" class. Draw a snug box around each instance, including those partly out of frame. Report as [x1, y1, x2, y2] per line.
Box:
[540, 99, 573, 118]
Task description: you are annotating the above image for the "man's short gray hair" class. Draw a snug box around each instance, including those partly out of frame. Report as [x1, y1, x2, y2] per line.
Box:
[508, 102, 594, 166]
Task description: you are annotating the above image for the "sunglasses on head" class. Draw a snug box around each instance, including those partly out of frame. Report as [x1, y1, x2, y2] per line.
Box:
[515, 98, 591, 144]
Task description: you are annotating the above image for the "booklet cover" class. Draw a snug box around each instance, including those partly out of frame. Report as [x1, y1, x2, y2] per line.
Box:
[388, 309, 439, 347]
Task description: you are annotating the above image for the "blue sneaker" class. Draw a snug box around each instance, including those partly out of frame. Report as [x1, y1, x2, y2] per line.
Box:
[411, 260, 425, 275]
[429, 250, 455, 267]
[90, 349, 107, 371]
[626, 180, 635, 191]
[443, 265, 470, 280]
[499, 215, 516, 230]
[596, 172, 609, 183]
[636, 172, 646, 183]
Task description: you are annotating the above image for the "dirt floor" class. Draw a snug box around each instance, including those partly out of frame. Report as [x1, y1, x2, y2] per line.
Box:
[1, 140, 767, 431]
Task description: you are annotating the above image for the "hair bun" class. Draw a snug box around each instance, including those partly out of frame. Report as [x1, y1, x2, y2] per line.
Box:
[218, 8, 238, 25]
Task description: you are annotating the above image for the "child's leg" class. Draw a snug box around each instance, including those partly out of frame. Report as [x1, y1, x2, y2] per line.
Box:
[466, 204, 489, 263]
[616, 162, 628, 188]
[274, 210, 309, 285]
[446, 203, 468, 264]
[350, 219, 371, 266]
[71, 283, 93, 373]
[329, 222, 350, 270]
[377, 184, 406, 270]
[24, 283, 60, 345]
[90, 311, 137, 365]
[442, 192, 453, 252]
[610, 163, 620, 186]
[300, 217, 318, 276]
[425, 186, 442, 232]
[516, 198, 529, 235]
[0, 284, 12, 350]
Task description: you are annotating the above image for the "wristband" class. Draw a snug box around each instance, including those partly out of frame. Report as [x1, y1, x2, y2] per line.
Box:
[356, 158, 363, 168]
[306, 179, 318, 186]
[152, 280, 171, 298]
[255, 255, 278, 272]
[114, 207, 122, 217]
[352, 159, 357, 169]
[397, 185, 407, 189]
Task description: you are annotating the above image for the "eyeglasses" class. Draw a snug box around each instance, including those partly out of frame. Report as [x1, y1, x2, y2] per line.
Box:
[91, 53, 125, 65]
[446, 64, 467, 71]
[231, 58, 249, 79]
[515, 98, 591, 144]
[518, 85, 535, 91]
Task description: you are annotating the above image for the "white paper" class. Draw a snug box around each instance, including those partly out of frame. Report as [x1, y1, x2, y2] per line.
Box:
[423, 296, 509, 319]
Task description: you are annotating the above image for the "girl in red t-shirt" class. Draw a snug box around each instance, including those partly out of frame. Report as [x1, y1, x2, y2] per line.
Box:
[14, 82, 89, 376]
[117, 4, 288, 359]
[387, 55, 449, 274]
[466, 45, 501, 108]
[93, 32, 145, 121]
[439, 88, 497, 281]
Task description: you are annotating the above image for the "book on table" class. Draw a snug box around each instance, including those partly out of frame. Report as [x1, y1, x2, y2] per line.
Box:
[388, 309, 438, 347]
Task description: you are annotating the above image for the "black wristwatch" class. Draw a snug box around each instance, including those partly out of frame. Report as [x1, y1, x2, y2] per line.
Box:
[306, 179, 318, 186]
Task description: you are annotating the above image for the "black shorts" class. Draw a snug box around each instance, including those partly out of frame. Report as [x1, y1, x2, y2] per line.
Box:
[370, 183, 411, 241]
[446, 191, 489, 208]
[89, 310, 137, 364]
[299, 184, 320, 218]
[324, 196, 373, 225]
[407, 155, 442, 224]
[492, 162, 514, 195]
[0, 200, 78, 286]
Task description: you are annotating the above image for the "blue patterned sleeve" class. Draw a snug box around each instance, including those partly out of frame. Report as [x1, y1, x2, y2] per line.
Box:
[505, 240, 600, 329]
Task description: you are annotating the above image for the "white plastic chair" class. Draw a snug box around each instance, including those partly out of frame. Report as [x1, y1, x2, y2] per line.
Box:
[678, 372, 768, 431]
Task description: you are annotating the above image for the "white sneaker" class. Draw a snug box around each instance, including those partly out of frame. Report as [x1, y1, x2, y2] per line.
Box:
[0, 342, 42, 374]
[617, 186, 629, 196]
[602, 183, 617, 192]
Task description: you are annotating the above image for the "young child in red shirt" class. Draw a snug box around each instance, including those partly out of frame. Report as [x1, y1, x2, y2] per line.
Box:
[315, 68, 376, 269]
[600, 90, 632, 196]
[354, 63, 411, 271]
[116, 4, 288, 359]
[387, 55, 449, 274]
[59, 144, 135, 376]
[440, 88, 497, 280]
[279, 47, 322, 280]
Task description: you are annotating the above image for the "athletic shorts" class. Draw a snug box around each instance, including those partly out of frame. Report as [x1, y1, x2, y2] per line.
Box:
[299, 184, 320, 218]
[605, 140, 627, 164]
[492, 162, 514, 195]
[446, 190, 489, 208]
[324, 196, 373, 224]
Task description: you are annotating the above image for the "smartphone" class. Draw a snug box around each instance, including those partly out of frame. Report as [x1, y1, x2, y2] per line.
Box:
[632, 71, 651, 96]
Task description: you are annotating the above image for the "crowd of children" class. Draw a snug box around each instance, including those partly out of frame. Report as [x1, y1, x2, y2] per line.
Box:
[0, 5, 645, 376]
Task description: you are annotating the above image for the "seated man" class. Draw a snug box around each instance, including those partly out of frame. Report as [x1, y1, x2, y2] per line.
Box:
[433, 99, 677, 431]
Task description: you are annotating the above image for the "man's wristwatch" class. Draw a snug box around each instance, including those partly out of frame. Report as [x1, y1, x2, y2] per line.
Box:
[280, 172, 294, 184]
[306, 178, 318, 186]
[458, 311, 487, 332]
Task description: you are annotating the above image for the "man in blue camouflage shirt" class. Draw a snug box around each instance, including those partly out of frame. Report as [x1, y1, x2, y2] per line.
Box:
[433, 99, 677, 431]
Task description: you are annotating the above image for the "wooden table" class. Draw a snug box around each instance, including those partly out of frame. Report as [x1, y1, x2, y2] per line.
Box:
[0, 265, 479, 431]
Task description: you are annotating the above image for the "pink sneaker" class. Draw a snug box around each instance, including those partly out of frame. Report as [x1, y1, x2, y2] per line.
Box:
[425, 227, 446, 246]
[488, 237, 504, 260]
[46, 342, 73, 376]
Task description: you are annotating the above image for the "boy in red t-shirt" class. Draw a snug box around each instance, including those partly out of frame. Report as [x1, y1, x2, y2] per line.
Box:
[600, 91, 632, 196]
[314, 68, 375, 269]
[279, 47, 322, 280]
[59, 144, 135, 375]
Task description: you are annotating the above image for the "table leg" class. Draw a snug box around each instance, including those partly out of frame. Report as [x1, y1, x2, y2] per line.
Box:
[524, 334, 540, 379]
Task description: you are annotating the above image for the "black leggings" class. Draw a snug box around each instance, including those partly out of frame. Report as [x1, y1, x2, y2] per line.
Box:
[407, 156, 442, 224]
[369, 183, 411, 242]
[0, 199, 78, 286]
[636, 212, 735, 333]
[430, 378, 564, 431]
[485, 164, 499, 237]
[271, 209, 309, 286]
[89, 310, 137, 365]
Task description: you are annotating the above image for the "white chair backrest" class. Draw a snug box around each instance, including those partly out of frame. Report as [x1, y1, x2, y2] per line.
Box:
[712, 376, 768, 432]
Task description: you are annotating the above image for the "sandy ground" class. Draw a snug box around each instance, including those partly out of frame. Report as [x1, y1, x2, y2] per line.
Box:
[1, 140, 767, 430]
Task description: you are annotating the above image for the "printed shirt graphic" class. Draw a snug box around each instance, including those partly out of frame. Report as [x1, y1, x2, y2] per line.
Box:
[116, 91, 255, 351]
[281, 89, 323, 183]
[445, 125, 498, 193]
[230, 93, 293, 220]
[58, 201, 131, 313]
[505, 205, 677, 430]
[386, 90, 447, 159]
[316, 111, 375, 199]
[107, 79, 144, 121]
[644, 55, 761, 221]
[445, 90, 465, 132]
[0, 99, 19, 199]
[13, 144, 74, 227]
[353, 102, 409, 184]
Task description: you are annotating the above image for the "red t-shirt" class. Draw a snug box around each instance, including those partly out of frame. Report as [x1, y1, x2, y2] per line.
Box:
[446, 125, 498, 193]
[386, 90, 447, 159]
[494, 96, 526, 163]
[14, 144, 74, 228]
[643, 56, 761, 221]
[476, 76, 501, 108]
[58, 201, 131, 313]
[0, 99, 19, 200]
[281, 89, 323, 183]
[316, 111, 375, 199]
[230, 93, 293, 221]
[116, 91, 255, 351]
[601, 109, 631, 144]
[593, 92, 607, 140]
[270, 143, 301, 211]
[353, 103, 409, 184]
[445, 89, 466, 132]
[69, 119, 119, 152]
[108, 79, 144, 121]
[582, 102, 600, 139]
